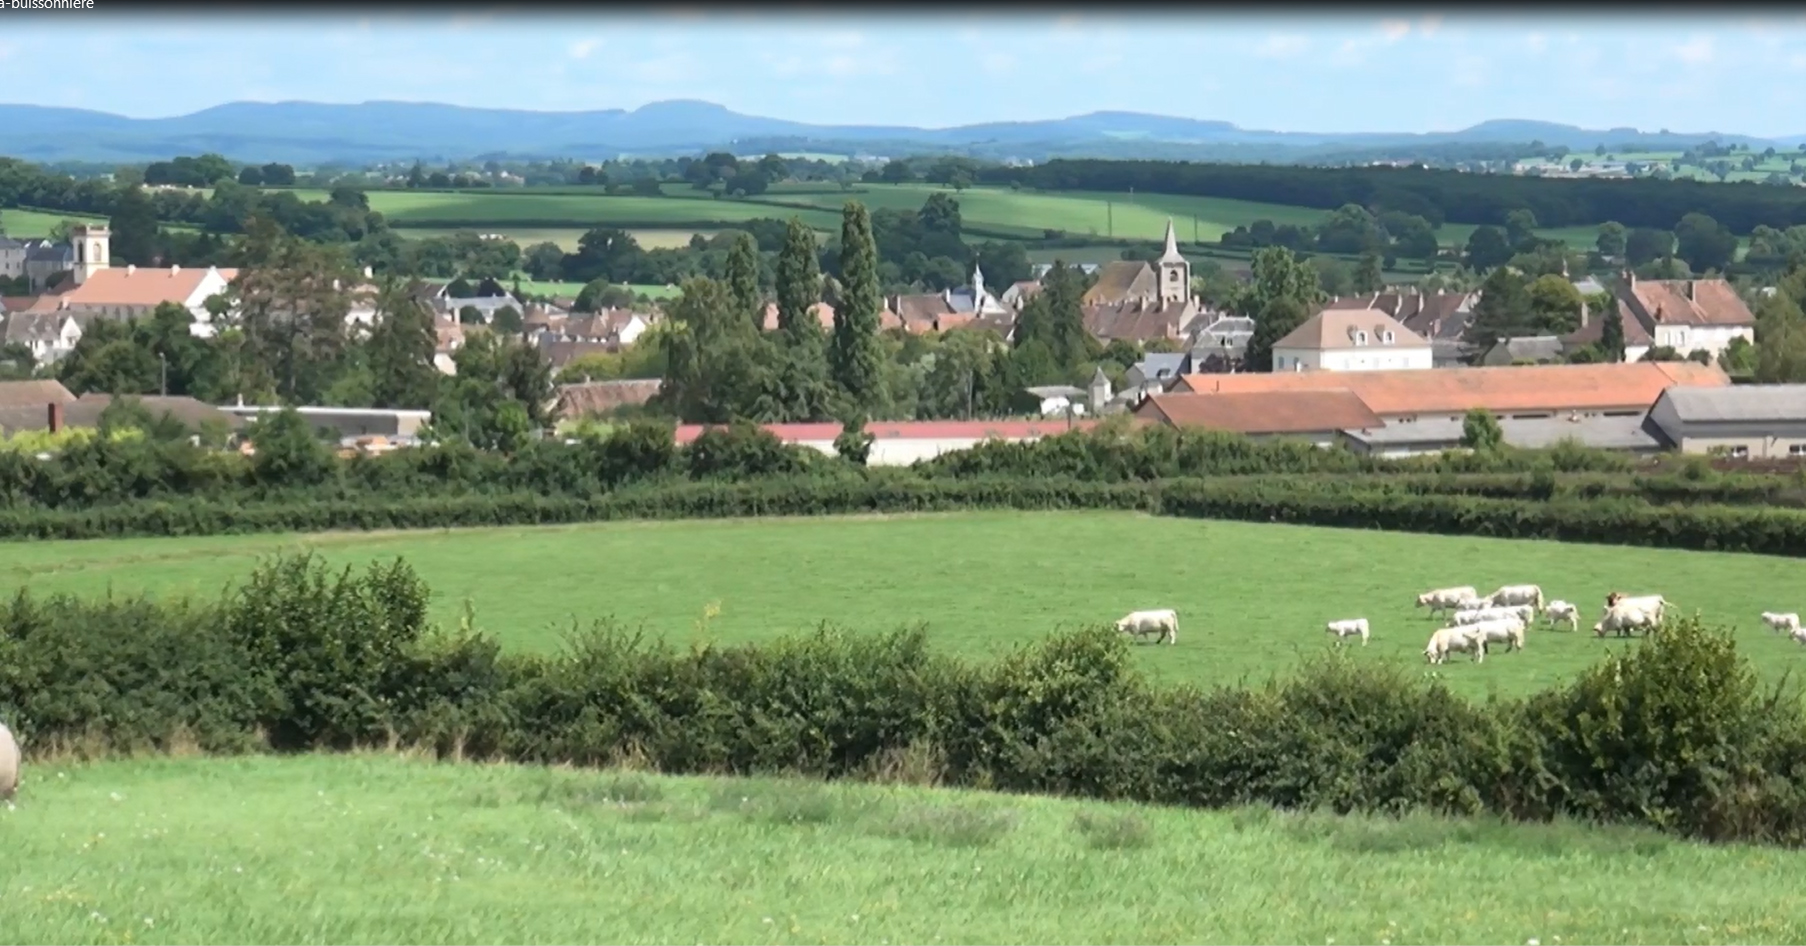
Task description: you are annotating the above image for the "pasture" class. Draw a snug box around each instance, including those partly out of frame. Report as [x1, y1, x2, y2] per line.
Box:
[1, 753, 1801, 945]
[400, 227, 722, 252]
[0, 208, 110, 239]
[9, 511, 1806, 699]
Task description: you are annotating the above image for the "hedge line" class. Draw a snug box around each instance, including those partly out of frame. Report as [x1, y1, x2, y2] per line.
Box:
[12, 473, 1806, 557]
[5, 553, 1804, 847]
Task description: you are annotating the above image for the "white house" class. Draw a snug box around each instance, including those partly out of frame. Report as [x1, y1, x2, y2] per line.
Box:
[1619, 276, 1756, 360]
[1270, 309, 1433, 373]
[55, 264, 239, 337]
[2, 311, 84, 364]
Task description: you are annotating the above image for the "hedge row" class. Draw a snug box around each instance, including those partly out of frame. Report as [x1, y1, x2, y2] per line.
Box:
[12, 473, 1806, 557]
[4, 553, 1804, 847]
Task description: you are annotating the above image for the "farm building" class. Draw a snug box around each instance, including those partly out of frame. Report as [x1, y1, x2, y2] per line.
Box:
[1647, 384, 1806, 459]
[1132, 390, 1384, 448]
[1339, 411, 1671, 457]
[672, 419, 1103, 466]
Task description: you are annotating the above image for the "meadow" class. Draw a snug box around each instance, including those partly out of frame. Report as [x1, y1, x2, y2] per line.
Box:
[0, 207, 110, 239]
[2, 752, 1801, 945]
[10, 510, 1806, 700]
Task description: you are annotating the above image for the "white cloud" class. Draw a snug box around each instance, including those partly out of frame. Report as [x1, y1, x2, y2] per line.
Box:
[1254, 33, 1310, 59]
[568, 38, 601, 60]
[1379, 19, 1412, 42]
[1674, 35, 1715, 65]
[981, 52, 1017, 75]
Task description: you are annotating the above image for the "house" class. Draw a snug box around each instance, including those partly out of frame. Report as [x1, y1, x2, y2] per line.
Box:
[1171, 361, 1731, 425]
[434, 319, 465, 375]
[1082, 297, 1203, 344]
[547, 308, 649, 347]
[219, 405, 433, 446]
[883, 264, 1007, 334]
[1123, 352, 1193, 391]
[1478, 335, 1566, 367]
[1322, 291, 1476, 366]
[999, 280, 1042, 311]
[3, 310, 85, 364]
[1647, 384, 1806, 459]
[672, 418, 1104, 466]
[1133, 389, 1385, 448]
[55, 264, 239, 336]
[1561, 302, 1653, 363]
[1615, 274, 1756, 359]
[441, 293, 523, 324]
[760, 300, 836, 333]
[0, 379, 76, 411]
[1188, 314, 1254, 371]
[1270, 309, 1434, 373]
[556, 379, 663, 417]
[1340, 411, 1671, 457]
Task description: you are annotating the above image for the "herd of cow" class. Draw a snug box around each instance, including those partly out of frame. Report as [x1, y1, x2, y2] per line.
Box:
[1111, 586, 1806, 665]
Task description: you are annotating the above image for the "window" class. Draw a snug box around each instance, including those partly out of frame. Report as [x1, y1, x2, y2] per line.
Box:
[1730, 446, 1750, 459]
[1790, 444, 1806, 457]
[1382, 330, 1395, 345]
[1354, 330, 1368, 346]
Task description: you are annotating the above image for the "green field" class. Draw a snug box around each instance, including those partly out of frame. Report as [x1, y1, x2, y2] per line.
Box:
[509, 279, 679, 300]
[2, 753, 1799, 945]
[11, 511, 1806, 699]
[0, 207, 109, 239]
[1519, 149, 1806, 185]
[402, 227, 719, 252]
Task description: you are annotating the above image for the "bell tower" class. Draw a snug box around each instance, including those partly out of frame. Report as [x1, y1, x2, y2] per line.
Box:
[1156, 218, 1189, 304]
[70, 223, 110, 285]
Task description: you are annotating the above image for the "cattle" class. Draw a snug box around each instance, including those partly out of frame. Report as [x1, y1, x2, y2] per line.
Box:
[1453, 597, 1495, 615]
[0, 721, 17, 803]
[1605, 592, 1667, 621]
[1793, 626, 1806, 647]
[1325, 618, 1370, 646]
[1424, 626, 1485, 665]
[1487, 584, 1545, 612]
[1449, 604, 1535, 628]
[1115, 609, 1178, 645]
[1415, 586, 1479, 618]
[1544, 600, 1580, 632]
[1595, 602, 1662, 638]
[1466, 616, 1527, 654]
[1761, 612, 1802, 635]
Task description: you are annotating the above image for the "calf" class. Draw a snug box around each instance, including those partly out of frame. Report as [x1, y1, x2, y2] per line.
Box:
[1761, 611, 1801, 635]
[1544, 600, 1580, 632]
[1325, 618, 1370, 646]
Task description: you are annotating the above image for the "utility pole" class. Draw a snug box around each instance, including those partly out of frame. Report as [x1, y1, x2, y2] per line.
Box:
[1107, 201, 1113, 238]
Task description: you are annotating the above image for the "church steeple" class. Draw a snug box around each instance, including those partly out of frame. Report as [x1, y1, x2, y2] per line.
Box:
[1155, 217, 1190, 304]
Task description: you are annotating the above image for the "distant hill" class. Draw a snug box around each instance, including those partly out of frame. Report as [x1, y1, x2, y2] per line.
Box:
[0, 99, 1796, 166]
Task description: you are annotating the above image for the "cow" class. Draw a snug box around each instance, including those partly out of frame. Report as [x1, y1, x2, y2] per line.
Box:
[1595, 602, 1662, 638]
[1544, 600, 1580, 632]
[1424, 626, 1485, 665]
[1466, 615, 1528, 654]
[1326, 618, 1371, 646]
[1415, 586, 1479, 619]
[0, 721, 17, 803]
[1761, 612, 1801, 635]
[1487, 584, 1546, 612]
[1115, 609, 1178, 645]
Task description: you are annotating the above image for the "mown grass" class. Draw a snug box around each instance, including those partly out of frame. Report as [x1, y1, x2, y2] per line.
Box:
[9, 510, 1806, 699]
[1, 753, 1802, 945]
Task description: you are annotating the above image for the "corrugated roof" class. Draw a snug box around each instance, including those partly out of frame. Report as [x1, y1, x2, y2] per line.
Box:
[1344, 412, 1669, 451]
[1655, 384, 1806, 423]
[1137, 390, 1384, 434]
[1172, 361, 1729, 415]
[672, 419, 1105, 445]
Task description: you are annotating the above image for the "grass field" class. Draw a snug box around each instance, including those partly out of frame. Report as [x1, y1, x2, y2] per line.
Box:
[2, 753, 1801, 945]
[508, 278, 679, 300]
[10, 511, 1806, 699]
[0, 207, 109, 239]
[400, 227, 721, 252]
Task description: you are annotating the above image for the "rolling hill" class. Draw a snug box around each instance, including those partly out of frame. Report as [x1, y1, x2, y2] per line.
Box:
[0, 99, 1798, 166]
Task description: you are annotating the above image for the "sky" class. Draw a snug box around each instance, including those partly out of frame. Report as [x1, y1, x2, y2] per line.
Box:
[7, 10, 1806, 136]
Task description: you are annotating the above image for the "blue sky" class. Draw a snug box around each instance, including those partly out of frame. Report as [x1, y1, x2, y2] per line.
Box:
[7, 11, 1806, 136]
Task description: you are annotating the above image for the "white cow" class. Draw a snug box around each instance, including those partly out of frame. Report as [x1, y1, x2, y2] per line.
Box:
[1761, 612, 1801, 635]
[1487, 584, 1545, 612]
[1115, 609, 1178, 645]
[1326, 618, 1371, 646]
[1453, 597, 1495, 615]
[1415, 586, 1479, 618]
[1792, 626, 1806, 647]
[1466, 616, 1528, 654]
[1605, 593, 1668, 625]
[1424, 626, 1485, 665]
[1544, 600, 1580, 632]
[1449, 604, 1535, 628]
[1594, 602, 1662, 638]
[0, 721, 17, 803]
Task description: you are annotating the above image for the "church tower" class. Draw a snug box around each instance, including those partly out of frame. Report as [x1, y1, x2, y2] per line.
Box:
[70, 224, 110, 286]
[1156, 218, 1189, 304]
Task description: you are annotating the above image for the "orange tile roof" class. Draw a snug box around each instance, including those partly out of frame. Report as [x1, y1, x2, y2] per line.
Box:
[761, 301, 836, 332]
[1626, 278, 1755, 327]
[1171, 361, 1729, 415]
[1136, 390, 1385, 434]
[58, 266, 238, 309]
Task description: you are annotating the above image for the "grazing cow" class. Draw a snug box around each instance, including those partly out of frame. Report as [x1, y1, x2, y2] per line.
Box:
[1424, 626, 1485, 665]
[1466, 616, 1527, 654]
[1544, 600, 1580, 632]
[1792, 626, 1806, 647]
[1415, 586, 1479, 618]
[1115, 609, 1178, 645]
[1325, 618, 1371, 646]
[1487, 584, 1545, 612]
[1449, 604, 1535, 628]
[1602, 594, 1667, 629]
[1453, 597, 1494, 615]
[0, 721, 17, 803]
[1761, 612, 1802, 635]
[1595, 602, 1662, 638]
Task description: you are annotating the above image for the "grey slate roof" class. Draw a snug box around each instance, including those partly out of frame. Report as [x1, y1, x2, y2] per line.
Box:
[1653, 384, 1806, 423]
[1343, 412, 1671, 452]
[1485, 335, 1566, 364]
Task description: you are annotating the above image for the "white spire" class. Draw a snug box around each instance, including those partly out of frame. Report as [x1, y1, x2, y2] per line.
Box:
[1158, 218, 1185, 264]
[972, 262, 985, 297]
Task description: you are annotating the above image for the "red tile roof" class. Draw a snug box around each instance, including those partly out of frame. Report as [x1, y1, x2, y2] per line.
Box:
[1135, 390, 1385, 434]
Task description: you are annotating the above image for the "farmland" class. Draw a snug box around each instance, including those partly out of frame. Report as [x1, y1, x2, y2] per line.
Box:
[2, 753, 1801, 945]
[11, 510, 1806, 700]
[0, 207, 109, 239]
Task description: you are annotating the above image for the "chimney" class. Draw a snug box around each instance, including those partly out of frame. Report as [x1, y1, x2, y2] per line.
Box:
[1685, 280, 1695, 301]
[1624, 269, 1636, 288]
[364, 266, 374, 279]
[170, 265, 181, 275]
[47, 401, 62, 433]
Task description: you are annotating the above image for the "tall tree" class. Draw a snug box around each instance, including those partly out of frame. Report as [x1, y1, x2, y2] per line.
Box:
[1599, 298, 1627, 363]
[224, 224, 356, 403]
[1013, 262, 1089, 372]
[724, 231, 762, 331]
[1353, 251, 1384, 294]
[108, 185, 160, 266]
[1465, 266, 1535, 351]
[774, 216, 823, 348]
[1526, 274, 1585, 335]
[1756, 273, 1806, 383]
[1244, 297, 1309, 373]
[1464, 226, 1513, 271]
[1240, 246, 1320, 372]
[1596, 221, 1627, 259]
[1673, 212, 1738, 274]
[366, 279, 440, 409]
[830, 201, 884, 409]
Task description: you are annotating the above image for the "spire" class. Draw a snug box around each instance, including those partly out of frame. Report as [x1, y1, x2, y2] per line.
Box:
[972, 262, 985, 298]
[1158, 218, 1185, 264]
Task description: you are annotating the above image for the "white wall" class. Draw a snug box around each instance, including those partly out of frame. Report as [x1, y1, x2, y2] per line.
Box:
[1272, 345, 1434, 372]
[1651, 324, 1752, 359]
